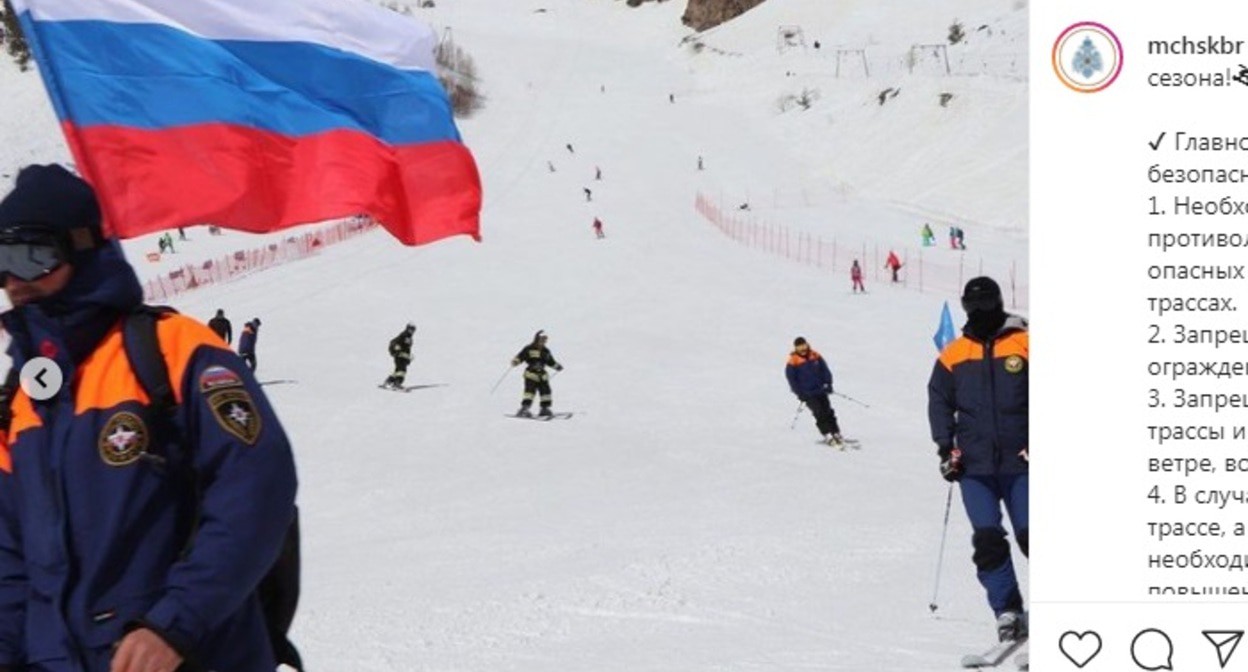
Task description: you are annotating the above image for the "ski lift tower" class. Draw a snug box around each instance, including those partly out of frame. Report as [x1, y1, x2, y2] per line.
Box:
[833, 48, 870, 77]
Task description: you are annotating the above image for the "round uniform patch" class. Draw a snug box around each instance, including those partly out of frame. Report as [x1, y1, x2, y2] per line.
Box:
[1004, 355, 1025, 374]
[98, 411, 149, 467]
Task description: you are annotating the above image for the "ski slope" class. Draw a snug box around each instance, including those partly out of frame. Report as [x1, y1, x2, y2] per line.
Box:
[0, 0, 1028, 669]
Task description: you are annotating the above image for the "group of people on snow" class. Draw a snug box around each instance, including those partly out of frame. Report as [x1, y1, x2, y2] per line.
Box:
[788, 274, 1028, 645]
[209, 308, 262, 372]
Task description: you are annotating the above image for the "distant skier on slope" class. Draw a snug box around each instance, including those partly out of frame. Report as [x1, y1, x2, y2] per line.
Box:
[850, 259, 865, 293]
[382, 323, 417, 389]
[927, 276, 1029, 646]
[209, 308, 233, 344]
[592, 217, 605, 239]
[238, 318, 261, 371]
[885, 250, 902, 283]
[785, 336, 845, 447]
[511, 330, 563, 418]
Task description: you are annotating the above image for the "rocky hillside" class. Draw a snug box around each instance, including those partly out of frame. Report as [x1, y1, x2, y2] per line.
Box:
[617, 0, 768, 32]
[682, 0, 767, 31]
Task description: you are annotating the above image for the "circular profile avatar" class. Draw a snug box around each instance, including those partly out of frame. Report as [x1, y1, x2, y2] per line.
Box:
[1053, 22, 1123, 93]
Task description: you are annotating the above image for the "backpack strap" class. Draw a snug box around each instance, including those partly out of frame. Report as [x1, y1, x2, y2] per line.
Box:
[122, 305, 179, 418]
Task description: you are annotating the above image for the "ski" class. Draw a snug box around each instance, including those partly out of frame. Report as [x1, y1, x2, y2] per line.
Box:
[960, 638, 1027, 669]
[378, 384, 442, 393]
[505, 412, 574, 421]
[814, 437, 862, 450]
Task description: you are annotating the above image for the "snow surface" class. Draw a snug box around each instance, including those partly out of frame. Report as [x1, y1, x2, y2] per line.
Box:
[0, 0, 1027, 668]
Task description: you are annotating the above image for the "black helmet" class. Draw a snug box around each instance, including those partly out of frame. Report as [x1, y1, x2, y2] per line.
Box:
[961, 276, 1003, 315]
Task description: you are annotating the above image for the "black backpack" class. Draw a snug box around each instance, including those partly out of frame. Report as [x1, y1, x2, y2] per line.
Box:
[1, 306, 304, 670]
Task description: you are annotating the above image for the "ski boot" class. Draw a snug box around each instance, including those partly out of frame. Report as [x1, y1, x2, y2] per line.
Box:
[825, 433, 845, 449]
[538, 407, 554, 419]
[996, 611, 1027, 643]
[516, 406, 533, 418]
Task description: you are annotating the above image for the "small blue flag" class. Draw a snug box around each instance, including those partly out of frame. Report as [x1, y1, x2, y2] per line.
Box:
[933, 301, 956, 352]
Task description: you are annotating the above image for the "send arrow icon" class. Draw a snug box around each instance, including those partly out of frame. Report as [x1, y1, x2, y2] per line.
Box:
[1203, 630, 1244, 669]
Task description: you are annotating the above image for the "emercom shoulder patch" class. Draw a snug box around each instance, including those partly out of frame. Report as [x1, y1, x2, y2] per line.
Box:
[208, 388, 262, 445]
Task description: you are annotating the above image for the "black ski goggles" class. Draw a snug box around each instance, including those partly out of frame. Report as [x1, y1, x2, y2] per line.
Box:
[0, 225, 70, 282]
[961, 293, 1002, 315]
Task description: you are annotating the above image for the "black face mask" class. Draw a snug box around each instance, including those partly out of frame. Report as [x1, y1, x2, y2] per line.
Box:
[966, 307, 1007, 341]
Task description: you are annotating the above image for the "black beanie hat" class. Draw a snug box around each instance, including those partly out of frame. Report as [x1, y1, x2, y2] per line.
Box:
[793, 336, 808, 347]
[0, 164, 104, 252]
[961, 276, 1003, 315]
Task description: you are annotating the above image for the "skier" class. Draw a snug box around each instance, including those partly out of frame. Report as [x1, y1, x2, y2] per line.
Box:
[547, 160, 556, 173]
[382, 323, 416, 389]
[956, 226, 967, 250]
[595, 165, 602, 180]
[566, 142, 575, 154]
[949, 226, 959, 249]
[209, 308, 233, 344]
[697, 155, 704, 171]
[592, 217, 605, 239]
[921, 222, 935, 247]
[583, 187, 593, 202]
[785, 337, 844, 447]
[850, 259, 865, 293]
[511, 330, 564, 417]
[885, 250, 902, 283]
[238, 318, 261, 372]
[928, 276, 1029, 645]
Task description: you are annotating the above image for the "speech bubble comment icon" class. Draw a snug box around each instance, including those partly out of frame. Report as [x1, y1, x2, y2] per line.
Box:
[1132, 628, 1175, 671]
[1059, 631, 1103, 668]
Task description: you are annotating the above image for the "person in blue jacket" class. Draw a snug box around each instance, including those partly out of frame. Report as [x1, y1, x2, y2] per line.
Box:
[0, 164, 297, 672]
[928, 276, 1029, 644]
[785, 336, 844, 447]
[238, 318, 261, 372]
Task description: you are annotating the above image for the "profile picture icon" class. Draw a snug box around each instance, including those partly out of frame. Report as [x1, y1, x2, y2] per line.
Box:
[1053, 21, 1124, 93]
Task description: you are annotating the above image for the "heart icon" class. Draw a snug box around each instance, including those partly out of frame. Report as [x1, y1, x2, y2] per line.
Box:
[1060, 631, 1103, 668]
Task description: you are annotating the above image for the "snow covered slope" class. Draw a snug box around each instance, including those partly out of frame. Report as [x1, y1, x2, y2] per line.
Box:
[0, 0, 1027, 669]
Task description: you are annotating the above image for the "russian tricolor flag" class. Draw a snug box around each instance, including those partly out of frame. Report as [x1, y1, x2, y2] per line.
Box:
[10, 0, 482, 246]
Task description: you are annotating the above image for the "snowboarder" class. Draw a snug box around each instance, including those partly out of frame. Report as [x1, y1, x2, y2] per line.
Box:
[209, 308, 233, 344]
[885, 250, 902, 283]
[921, 222, 935, 247]
[785, 337, 844, 447]
[382, 323, 416, 389]
[238, 318, 261, 372]
[592, 217, 605, 239]
[927, 276, 1029, 645]
[583, 187, 593, 202]
[511, 330, 564, 417]
[850, 259, 865, 293]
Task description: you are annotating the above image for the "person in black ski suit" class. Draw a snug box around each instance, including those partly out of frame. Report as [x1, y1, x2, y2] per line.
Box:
[785, 336, 844, 447]
[238, 318, 260, 372]
[512, 330, 563, 417]
[382, 323, 416, 389]
[208, 308, 233, 344]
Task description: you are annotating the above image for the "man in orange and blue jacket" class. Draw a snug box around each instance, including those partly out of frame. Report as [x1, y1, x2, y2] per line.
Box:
[786, 336, 843, 446]
[0, 165, 297, 672]
[927, 276, 1029, 644]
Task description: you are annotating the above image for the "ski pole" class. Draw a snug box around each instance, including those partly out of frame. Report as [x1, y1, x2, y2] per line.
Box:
[833, 391, 871, 409]
[789, 401, 804, 429]
[929, 482, 955, 613]
[489, 365, 517, 394]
